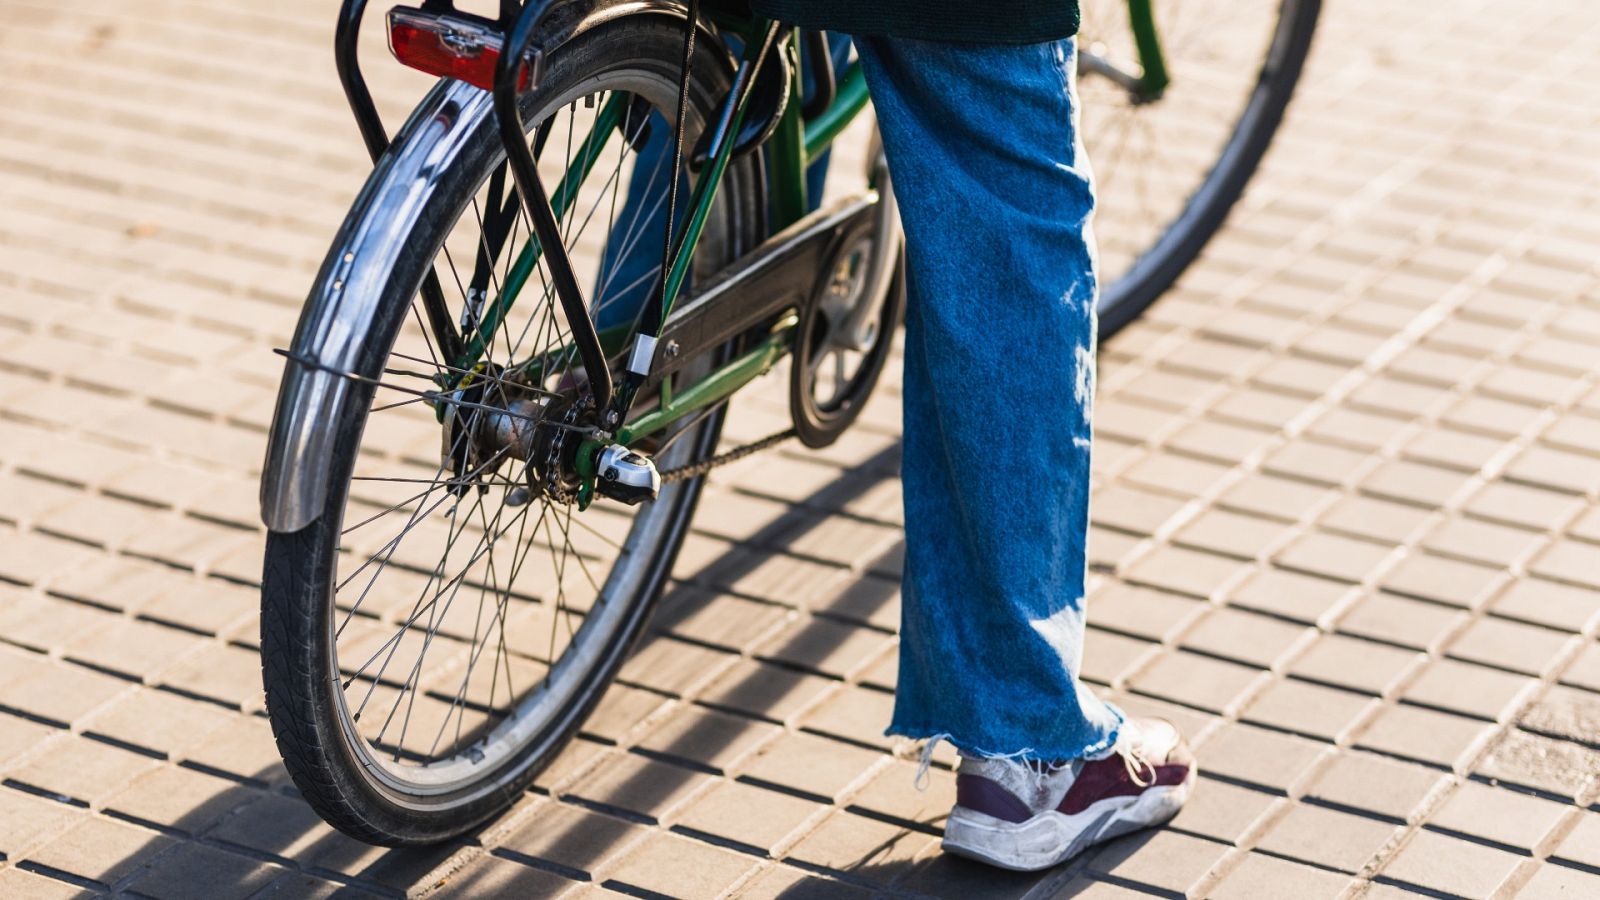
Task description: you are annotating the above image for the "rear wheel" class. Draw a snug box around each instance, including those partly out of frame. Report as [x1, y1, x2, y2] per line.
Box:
[261, 18, 761, 845]
[1079, 0, 1321, 335]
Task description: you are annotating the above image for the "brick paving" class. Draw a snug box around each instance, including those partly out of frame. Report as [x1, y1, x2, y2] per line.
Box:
[2, 0, 1600, 897]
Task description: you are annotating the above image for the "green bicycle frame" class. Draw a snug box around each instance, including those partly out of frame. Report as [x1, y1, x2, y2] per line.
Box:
[459, 4, 1170, 501]
[1127, 0, 1171, 99]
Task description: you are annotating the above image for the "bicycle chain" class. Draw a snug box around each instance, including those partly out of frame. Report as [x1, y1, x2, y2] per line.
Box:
[658, 427, 797, 483]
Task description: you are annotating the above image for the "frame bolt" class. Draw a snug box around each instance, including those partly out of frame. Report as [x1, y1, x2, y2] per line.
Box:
[664, 340, 680, 358]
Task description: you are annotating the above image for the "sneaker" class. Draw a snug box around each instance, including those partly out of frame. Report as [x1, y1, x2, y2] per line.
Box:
[941, 718, 1196, 871]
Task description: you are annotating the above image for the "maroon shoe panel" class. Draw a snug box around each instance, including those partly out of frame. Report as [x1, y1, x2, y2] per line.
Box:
[1056, 757, 1190, 816]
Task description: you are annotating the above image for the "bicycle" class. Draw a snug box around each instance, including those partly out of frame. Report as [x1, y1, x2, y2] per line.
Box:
[257, 0, 1319, 845]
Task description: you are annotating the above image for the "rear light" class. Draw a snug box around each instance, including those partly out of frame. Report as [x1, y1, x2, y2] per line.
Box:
[387, 7, 532, 92]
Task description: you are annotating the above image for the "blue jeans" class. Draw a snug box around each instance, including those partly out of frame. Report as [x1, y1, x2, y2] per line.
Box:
[605, 36, 1119, 760]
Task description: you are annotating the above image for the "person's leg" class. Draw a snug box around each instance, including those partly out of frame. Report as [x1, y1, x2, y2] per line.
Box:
[854, 35, 1194, 871]
[854, 35, 1118, 760]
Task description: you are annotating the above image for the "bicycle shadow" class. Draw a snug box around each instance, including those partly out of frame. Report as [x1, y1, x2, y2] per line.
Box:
[67, 437, 926, 896]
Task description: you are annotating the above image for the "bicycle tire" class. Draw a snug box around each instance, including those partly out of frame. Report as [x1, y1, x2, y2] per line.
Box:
[261, 16, 761, 845]
[1091, 0, 1322, 338]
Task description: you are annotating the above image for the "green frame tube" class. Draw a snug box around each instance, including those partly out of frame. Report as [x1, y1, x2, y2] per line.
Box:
[451, 19, 877, 502]
[1127, 0, 1171, 99]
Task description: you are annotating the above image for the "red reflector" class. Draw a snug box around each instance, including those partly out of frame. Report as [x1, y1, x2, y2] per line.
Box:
[387, 8, 530, 92]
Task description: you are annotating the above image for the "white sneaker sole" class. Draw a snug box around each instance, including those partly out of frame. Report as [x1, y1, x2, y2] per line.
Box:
[941, 768, 1196, 872]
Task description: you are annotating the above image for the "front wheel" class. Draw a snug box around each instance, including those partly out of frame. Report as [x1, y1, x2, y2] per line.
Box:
[260, 17, 761, 845]
[1080, 0, 1322, 336]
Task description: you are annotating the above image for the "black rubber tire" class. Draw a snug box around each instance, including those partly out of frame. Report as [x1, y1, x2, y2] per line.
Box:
[261, 18, 761, 846]
[1096, 0, 1322, 339]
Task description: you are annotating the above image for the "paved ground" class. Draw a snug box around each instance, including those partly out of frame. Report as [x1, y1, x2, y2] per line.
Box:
[3, 0, 1600, 897]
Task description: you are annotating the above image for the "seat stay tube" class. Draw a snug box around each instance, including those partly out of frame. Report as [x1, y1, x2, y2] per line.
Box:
[493, 0, 615, 413]
[604, 19, 783, 426]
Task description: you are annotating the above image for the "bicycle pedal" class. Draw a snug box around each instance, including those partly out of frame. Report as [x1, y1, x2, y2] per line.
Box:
[594, 444, 660, 505]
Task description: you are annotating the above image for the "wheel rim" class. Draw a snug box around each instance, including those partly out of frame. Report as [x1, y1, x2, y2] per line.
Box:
[323, 63, 738, 800]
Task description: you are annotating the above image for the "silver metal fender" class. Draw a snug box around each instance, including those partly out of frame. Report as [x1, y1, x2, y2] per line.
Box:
[260, 1, 726, 533]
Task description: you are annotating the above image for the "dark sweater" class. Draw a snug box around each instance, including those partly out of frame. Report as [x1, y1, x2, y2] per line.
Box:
[748, 0, 1079, 44]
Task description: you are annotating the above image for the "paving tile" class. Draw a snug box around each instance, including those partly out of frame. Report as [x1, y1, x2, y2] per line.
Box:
[104, 763, 255, 834]
[1506, 444, 1600, 496]
[1381, 552, 1509, 610]
[567, 753, 711, 824]
[1549, 812, 1600, 870]
[1423, 517, 1548, 569]
[1209, 851, 1351, 899]
[1168, 776, 1278, 846]
[1531, 540, 1600, 591]
[1427, 779, 1570, 851]
[1304, 751, 1446, 822]
[672, 778, 820, 853]
[0, 868, 84, 900]
[0, 661, 130, 727]
[1475, 730, 1600, 799]
[737, 731, 881, 802]
[1402, 427, 1509, 473]
[1275, 532, 1395, 585]
[1227, 568, 1356, 624]
[652, 589, 786, 651]
[0, 788, 82, 861]
[428, 856, 576, 898]
[1242, 679, 1378, 742]
[1121, 546, 1251, 600]
[694, 658, 836, 725]
[1255, 803, 1397, 873]
[0, 711, 57, 769]
[734, 864, 874, 898]
[1491, 579, 1600, 633]
[784, 810, 930, 883]
[1085, 829, 1231, 896]
[1290, 633, 1424, 695]
[755, 617, 894, 680]
[79, 687, 236, 758]
[1318, 495, 1433, 546]
[1518, 862, 1600, 898]
[124, 840, 285, 900]
[1403, 658, 1536, 720]
[1337, 592, 1467, 650]
[1196, 722, 1326, 794]
[1181, 608, 1311, 669]
[1464, 481, 1585, 531]
[1449, 617, 1575, 676]
[1377, 828, 1522, 898]
[1562, 642, 1600, 693]
[1128, 650, 1264, 714]
[7, 735, 161, 807]
[1173, 508, 1294, 560]
[633, 705, 780, 774]
[1354, 703, 1495, 769]
[498, 801, 649, 877]
[600, 830, 756, 898]
[1087, 584, 1207, 642]
[1220, 474, 1337, 523]
[1081, 629, 1159, 686]
[1518, 684, 1600, 745]
[800, 685, 896, 750]
[25, 814, 173, 887]
[1093, 485, 1191, 536]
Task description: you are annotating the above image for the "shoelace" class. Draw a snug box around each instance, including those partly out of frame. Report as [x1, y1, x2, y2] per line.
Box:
[1119, 739, 1157, 787]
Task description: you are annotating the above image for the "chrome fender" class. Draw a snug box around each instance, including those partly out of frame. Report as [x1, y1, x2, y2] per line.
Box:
[260, 1, 724, 533]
